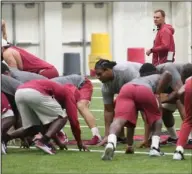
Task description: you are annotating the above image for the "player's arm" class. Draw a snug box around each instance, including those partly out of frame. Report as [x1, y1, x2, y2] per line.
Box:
[2, 19, 8, 41]
[156, 71, 172, 95]
[63, 91, 82, 144]
[102, 89, 115, 137]
[104, 103, 114, 136]
[151, 30, 170, 52]
[177, 85, 185, 104]
[162, 76, 183, 103]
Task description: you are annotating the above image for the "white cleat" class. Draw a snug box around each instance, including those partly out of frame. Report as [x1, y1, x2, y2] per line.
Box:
[173, 151, 184, 160]
[101, 143, 115, 161]
[149, 147, 164, 157]
[2, 143, 7, 155]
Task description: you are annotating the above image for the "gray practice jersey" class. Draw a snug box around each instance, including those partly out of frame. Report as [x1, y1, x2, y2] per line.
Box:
[129, 74, 161, 93]
[10, 68, 47, 83]
[102, 62, 142, 104]
[1, 74, 22, 96]
[51, 74, 85, 88]
[156, 63, 185, 88]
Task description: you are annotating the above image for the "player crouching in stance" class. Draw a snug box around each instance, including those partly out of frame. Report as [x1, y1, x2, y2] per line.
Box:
[101, 70, 172, 160]
[173, 76, 192, 160]
[2, 79, 88, 154]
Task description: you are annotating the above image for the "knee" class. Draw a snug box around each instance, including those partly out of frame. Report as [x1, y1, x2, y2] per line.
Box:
[77, 101, 89, 110]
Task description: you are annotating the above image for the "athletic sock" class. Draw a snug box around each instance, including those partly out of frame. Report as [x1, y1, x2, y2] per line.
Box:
[108, 134, 117, 149]
[151, 135, 160, 149]
[167, 126, 178, 139]
[176, 146, 184, 153]
[91, 127, 102, 140]
[188, 131, 192, 140]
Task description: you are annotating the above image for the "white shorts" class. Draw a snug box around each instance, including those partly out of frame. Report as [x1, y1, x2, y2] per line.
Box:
[15, 88, 67, 129]
[162, 103, 177, 112]
[2, 109, 14, 119]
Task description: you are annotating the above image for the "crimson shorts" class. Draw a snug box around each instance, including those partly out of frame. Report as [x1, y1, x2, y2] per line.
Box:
[39, 66, 59, 79]
[1, 92, 14, 118]
[184, 79, 192, 122]
[114, 84, 161, 126]
[79, 78, 93, 101]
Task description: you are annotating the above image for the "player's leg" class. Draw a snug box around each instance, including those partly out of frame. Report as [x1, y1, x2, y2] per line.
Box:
[31, 92, 68, 154]
[2, 89, 42, 150]
[135, 86, 163, 156]
[161, 106, 178, 144]
[173, 81, 192, 160]
[77, 79, 102, 145]
[102, 84, 137, 160]
[1, 110, 15, 154]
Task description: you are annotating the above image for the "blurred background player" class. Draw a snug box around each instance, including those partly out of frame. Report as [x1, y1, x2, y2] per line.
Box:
[101, 70, 172, 160]
[1, 39, 59, 79]
[52, 74, 101, 145]
[146, 9, 175, 66]
[94, 59, 142, 146]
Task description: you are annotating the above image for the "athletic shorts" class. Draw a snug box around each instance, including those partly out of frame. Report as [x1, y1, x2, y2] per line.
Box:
[79, 78, 93, 101]
[15, 88, 67, 129]
[184, 79, 192, 121]
[39, 67, 59, 79]
[1, 92, 14, 119]
[114, 84, 161, 126]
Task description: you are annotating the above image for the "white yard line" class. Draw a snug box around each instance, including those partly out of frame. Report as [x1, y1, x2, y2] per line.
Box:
[90, 79, 101, 84]
[92, 97, 102, 99]
[93, 88, 101, 90]
[65, 125, 179, 130]
[7, 146, 192, 156]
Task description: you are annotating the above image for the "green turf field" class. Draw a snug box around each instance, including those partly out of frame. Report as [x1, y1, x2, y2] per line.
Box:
[2, 81, 192, 174]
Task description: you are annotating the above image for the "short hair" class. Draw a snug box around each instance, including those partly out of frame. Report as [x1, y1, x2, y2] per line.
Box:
[139, 63, 158, 77]
[154, 9, 166, 18]
[95, 58, 117, 70]
[182, 63, 192, 82]
[1, 62, 10, 74]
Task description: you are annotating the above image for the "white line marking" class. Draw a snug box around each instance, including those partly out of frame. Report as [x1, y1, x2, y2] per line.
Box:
[93, 88, 101, 90]
[79, 117, 99, 121]
[92, 97, 102, 99]
[65, 125, 179, 130]
[90, 109, 180, 116]
[7, 146, 192, 156]
[90, 79, 101, 83]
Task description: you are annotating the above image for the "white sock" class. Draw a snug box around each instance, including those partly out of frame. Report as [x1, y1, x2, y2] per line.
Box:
[188, 131, 192, 140]
[167, 126, 177, 139]
[60, 129, 64, 133]
[176, 146, 184, 153]
[108, 134, 117, 148]
[151, 135, 160, 149]
[91, 127, 101, 140]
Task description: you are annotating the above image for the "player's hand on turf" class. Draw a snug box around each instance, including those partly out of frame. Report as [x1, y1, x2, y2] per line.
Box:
[97, 136, 107, 147]
[138, 141, 150, 148]
[77, 142, 89, 152]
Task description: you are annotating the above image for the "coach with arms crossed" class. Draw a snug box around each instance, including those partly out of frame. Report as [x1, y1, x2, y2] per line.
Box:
[146, 9, 175, 66]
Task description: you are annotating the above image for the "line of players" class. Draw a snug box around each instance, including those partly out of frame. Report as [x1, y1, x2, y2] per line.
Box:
[1, 39, 192, 160]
